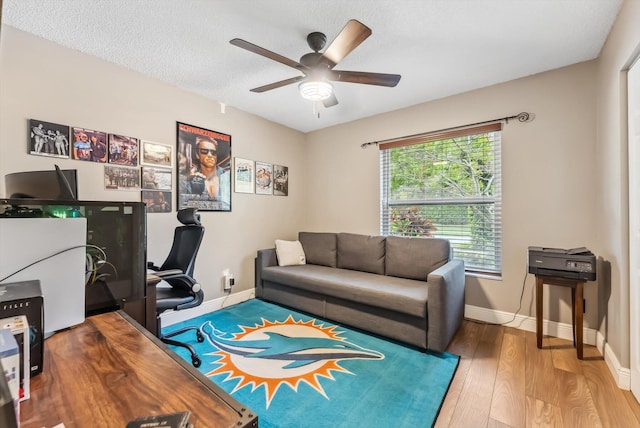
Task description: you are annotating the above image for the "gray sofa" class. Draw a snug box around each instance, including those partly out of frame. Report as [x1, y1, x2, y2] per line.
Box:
[254, 232, 465, 352]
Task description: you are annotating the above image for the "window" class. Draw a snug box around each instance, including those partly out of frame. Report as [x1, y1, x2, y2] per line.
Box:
[380, 123, 502, 274]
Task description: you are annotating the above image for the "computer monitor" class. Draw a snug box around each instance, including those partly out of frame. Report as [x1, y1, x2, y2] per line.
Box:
[4, 165, 77, 200]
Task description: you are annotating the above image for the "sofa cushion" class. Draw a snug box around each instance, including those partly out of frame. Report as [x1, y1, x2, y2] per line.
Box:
[298, 232, 337, 267]
[275, 240, 306, 266]
[261, 264, 428, 317]
[385, 236, 450, 280]
[337, 233, 385, 275]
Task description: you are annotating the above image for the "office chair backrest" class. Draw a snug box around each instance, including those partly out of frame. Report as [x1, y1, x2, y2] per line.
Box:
[160, 208, 204, 277]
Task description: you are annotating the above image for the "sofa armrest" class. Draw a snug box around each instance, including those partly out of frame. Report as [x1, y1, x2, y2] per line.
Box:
[255, 248, 277, 298]
[426, 259, 465, 352]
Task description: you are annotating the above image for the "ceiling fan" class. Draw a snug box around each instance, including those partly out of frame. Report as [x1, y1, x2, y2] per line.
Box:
[229, 19, 401, 108]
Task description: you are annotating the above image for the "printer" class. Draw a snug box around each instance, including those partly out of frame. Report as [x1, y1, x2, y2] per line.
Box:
[528, 246, 596, 281]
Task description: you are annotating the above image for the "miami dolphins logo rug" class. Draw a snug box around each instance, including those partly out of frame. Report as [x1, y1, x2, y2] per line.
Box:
[199, 315, 385, 408]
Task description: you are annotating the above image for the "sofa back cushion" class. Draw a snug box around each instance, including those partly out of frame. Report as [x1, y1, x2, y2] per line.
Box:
[337, 233, 386, 274]
[298, 232, 338, 267]
[385, 236, 451, 280]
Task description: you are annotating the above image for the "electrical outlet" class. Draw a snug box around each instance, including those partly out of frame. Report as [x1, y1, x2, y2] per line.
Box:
[224, 273, 234, 291]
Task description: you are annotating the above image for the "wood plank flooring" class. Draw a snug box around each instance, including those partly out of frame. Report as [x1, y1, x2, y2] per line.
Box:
[435, 320, 640, 428]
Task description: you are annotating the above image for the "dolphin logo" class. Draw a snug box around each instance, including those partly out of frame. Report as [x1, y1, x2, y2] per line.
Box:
[200, 320, 384, 369]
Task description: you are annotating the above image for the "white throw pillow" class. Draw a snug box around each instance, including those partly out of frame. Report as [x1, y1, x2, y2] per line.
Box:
[275, 240, 306, 266]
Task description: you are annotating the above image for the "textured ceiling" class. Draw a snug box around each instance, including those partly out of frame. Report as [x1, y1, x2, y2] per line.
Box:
[1, 0, 623, 133]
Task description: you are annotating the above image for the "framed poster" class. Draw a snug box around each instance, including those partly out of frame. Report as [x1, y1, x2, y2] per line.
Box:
[176, 122, 231, 211]
[273, 164, 289, 196]
[28, 119, 70, 158]
[72, 127, 108, 162]
[142, 190, 172, 213]
[108, 134, 139, 166]
[234, 157, 255, 194]
[104, 165, 140, 190]
[141, 140, 172, 167]
[142, 166, 172, 190]
[255, 161, 273, 195]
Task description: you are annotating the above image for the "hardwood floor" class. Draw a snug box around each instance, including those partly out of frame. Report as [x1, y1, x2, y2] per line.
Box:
[435, 320, 640, 428]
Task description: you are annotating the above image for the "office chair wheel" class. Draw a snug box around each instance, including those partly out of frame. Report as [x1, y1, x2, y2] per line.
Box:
[196, 330, 205, 343]
[192, 355, 202, 368]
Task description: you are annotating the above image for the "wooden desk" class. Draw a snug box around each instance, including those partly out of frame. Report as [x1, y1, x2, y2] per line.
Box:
[535, 275, 585, 359]
[20, 311, 258, 428]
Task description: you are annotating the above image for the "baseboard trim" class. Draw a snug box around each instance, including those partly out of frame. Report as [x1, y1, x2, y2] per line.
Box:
[596, 331, 631, 390]
[160, 288, 255, 327]
[465, 304, 629, 389]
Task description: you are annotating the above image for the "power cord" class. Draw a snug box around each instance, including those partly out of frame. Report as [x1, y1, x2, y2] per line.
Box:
[220, 287, 233, 309]
[0, 244, 107, 283]
[466, 268, 529, 326]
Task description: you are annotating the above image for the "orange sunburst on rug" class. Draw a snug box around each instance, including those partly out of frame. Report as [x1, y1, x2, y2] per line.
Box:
[200, 315, 384, 408]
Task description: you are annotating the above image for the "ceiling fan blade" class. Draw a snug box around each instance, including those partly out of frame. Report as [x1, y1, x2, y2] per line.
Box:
[322, 93, 339, 108]
[321, 19, 372, 69]
[250, 76, 306, 93]
[230, 38, 307, 71]
[329, 70, 401, 87]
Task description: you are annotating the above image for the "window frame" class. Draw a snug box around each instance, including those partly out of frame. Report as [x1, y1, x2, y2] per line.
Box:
[379, 123, 502, 275]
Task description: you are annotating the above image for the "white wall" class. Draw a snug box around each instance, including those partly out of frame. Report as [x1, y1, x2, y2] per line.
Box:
[0, 27, 307, 301]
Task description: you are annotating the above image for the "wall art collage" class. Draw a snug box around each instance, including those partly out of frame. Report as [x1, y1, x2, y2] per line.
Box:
[234, 158, 288, 197]
[27, 119, 289, 214]
[28, 118, 173, 213]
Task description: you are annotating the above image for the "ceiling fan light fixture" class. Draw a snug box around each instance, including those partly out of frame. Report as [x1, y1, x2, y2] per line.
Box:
[299, 80, 333, 101]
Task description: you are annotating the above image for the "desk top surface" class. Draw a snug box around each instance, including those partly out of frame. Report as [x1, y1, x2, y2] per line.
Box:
[20, 311, 257, 428]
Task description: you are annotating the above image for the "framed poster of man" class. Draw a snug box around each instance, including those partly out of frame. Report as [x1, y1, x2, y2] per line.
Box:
[176, 122, 231, 211]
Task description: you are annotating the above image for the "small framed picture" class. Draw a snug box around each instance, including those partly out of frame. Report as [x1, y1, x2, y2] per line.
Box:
[104, 165, 140, 191]
[141, 140, 172, 168]
[108, 134, 139, 166]
[234, 157, 255, 194]
[71, 127, 108, 162]
[142, 166, 172, 190]
[142, 190, 172, 213]
[28, 119, 70, 158]
[255, 161, 273, 195]
[273, 165, 289, 196]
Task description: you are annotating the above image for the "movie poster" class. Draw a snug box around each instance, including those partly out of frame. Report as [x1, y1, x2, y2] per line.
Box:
[176, 122, 231, 211]
[142, 190, 172, 213]
[234, 157, 255, 194]
[255, 161, 273, 195]
[273, 165, 289, 196]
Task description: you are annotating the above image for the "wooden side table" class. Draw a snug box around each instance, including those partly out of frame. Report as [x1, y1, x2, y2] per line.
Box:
[535, 274, 586, 359]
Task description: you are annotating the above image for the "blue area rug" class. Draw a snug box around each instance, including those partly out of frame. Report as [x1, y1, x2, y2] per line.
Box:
[164, 299, 459, 428]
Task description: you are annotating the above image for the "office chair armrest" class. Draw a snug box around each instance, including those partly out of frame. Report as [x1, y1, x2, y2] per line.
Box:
[150, 270, 202, 295]
[147, 262, 160, 271]
[151, 269, 184, 279]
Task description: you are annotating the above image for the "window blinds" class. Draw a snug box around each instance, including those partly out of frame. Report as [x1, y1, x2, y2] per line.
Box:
[380, 123, 502, 274]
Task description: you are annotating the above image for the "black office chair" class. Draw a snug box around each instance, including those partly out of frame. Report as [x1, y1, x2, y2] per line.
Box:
[148, 208, 205, 367]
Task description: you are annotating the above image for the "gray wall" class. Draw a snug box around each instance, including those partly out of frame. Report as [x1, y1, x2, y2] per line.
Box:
[305, 61, 599, 328]
[0, 27, 308, 301]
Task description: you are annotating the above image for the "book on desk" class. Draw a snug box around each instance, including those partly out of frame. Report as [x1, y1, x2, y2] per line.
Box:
[126, 410, 191, 428]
